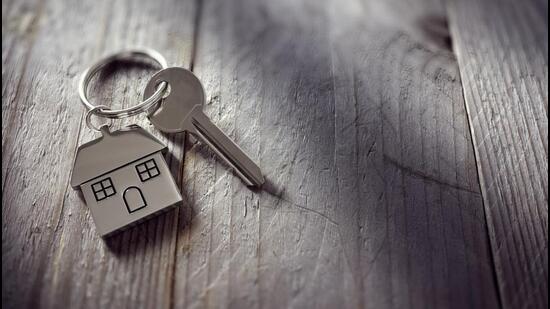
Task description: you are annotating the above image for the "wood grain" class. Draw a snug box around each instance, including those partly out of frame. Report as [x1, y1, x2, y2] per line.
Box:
[3, 0, 196, 307]
[4, 0, 543, 307]
[178, 0, 498, 307]
[448, 0, 548, 307]
[2, 0, 114, 307]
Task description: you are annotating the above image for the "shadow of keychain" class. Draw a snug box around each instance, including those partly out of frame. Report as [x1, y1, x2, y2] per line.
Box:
[71, 49, 263, 237]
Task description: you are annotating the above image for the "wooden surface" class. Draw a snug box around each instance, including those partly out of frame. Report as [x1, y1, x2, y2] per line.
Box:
[1, 0, 546, 309]
[447, 0, 548, 308]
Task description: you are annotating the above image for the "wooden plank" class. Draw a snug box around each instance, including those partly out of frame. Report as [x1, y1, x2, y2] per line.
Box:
[2, 0, 196, 308]
[2, 0, 43, 159]
[447, 0, 548, 308]
[41, 0, 197, 307]
[2, 0, 111, 307]
[180, 0, 499, 307]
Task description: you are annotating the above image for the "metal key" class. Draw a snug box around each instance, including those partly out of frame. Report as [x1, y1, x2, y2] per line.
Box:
[143, 67, 264, 187]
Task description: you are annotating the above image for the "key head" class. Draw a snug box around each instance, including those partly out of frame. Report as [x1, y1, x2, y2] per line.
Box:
[144, 67, 205, 133]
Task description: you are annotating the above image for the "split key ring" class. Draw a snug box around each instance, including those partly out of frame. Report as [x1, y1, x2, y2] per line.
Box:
[78, 48, 169, 119]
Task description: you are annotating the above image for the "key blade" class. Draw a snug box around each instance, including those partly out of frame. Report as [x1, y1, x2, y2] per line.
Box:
[189, 109, 265, 187]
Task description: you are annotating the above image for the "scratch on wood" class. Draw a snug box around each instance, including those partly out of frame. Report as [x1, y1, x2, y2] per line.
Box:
[384, 154, 480, 194]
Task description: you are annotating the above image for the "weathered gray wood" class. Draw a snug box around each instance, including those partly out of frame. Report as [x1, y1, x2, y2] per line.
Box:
[2, 0, 115, 307]
[3, 0, 535, 307]
[447, 0, 548, 308]
[3, 0, 195, 308]
[178, 0, 499, 308]
[44, 0, 198, 307]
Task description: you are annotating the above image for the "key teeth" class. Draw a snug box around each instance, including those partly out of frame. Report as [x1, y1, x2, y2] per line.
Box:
[241, 172, 264, 188]
[258, 175, 266, 186]
[251, 175, 265, 188]
[247, 165, 265, 188]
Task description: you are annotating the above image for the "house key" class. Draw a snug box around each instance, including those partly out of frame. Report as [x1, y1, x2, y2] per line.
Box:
[143, 67, 265, 187]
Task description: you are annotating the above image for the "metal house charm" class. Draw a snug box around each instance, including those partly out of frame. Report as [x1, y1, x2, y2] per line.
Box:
[71, 125, 182, 237]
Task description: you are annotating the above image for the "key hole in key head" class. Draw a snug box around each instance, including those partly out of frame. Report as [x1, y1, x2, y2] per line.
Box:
[147, 80, 172, 117]
[158, 80, 172, 99]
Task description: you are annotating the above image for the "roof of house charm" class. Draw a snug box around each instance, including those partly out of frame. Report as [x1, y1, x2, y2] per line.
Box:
[71, 125, 182, 237]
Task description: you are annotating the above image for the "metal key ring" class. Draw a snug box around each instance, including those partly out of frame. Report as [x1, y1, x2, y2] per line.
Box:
[78, 48, 168, 119]
[86, 105, 114, 132]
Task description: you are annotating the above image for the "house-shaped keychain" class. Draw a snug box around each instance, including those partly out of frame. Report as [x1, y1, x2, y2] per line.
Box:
[71, 125, 182, 237]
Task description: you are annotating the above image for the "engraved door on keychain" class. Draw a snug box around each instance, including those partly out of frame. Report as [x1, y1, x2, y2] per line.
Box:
[71, 125, 182, 237]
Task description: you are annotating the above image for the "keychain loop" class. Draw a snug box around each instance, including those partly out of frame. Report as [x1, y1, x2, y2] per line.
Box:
[86, 105, 114, 132]
[78, 48, 168, 119]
